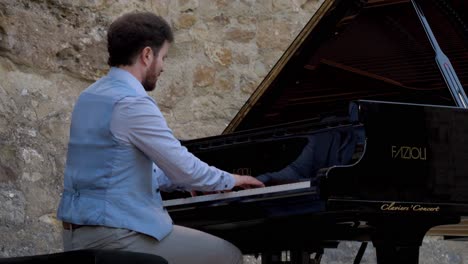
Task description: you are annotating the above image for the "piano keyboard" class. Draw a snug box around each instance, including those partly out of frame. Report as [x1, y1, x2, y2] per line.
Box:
[163, 181, 312, 207]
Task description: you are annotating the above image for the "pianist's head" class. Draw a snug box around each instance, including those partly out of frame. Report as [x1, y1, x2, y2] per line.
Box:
[107, 12, 174, 91]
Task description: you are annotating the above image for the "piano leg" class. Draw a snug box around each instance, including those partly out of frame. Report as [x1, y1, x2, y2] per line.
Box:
[371, 215, 460, 264]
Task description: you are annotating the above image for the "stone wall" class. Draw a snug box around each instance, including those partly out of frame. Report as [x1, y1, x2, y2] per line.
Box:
[0, 0, 323, 257]
[0, 0, 467, 263]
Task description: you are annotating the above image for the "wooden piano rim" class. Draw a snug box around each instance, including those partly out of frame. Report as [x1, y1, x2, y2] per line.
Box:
[223, 0, 335, 134]
[427, 217, 468, 237]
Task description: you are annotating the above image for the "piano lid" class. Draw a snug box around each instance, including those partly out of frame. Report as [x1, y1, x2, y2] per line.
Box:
[224, 0, 468, 133]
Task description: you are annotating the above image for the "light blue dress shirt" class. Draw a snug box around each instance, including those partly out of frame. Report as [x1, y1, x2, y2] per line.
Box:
[57, 67, 235, 240]
[110, 68, 235, 191]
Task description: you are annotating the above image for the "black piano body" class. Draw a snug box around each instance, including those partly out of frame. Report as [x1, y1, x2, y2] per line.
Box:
[167, 101, 468, 263]
[164, 0, 468, 263]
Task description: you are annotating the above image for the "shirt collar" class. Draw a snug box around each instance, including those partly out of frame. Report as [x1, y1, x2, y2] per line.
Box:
[107, 67, 148, 96]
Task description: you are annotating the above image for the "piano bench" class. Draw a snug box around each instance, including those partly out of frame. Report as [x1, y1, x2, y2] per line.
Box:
[0, 249, 168, 264]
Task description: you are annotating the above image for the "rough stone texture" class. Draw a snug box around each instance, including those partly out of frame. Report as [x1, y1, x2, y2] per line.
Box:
[1, 0, 467, 262]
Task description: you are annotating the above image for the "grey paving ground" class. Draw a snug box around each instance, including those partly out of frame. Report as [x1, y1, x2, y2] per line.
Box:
[243, 236, 468, 264]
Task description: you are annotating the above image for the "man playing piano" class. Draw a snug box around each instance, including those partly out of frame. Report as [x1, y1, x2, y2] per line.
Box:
[56, 12, 264, 264]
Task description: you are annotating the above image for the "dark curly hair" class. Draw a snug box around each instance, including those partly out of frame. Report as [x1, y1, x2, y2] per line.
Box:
[107, 12, 174, 67]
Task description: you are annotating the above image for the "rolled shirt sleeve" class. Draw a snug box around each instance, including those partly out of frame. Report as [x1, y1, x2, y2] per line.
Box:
[111, 96, 235, 192]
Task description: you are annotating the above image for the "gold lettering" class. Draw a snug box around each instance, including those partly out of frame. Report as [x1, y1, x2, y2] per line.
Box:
[397, 147, 404, 158]
[380, 202, 410, 211]
[403, 147, 411, 159]
[412, 205, 440, 212]
[381, 202, 440, 212]
[391, 146, 427, 160]
[381, 203, 390, 210]
[421, 148, 427, 160]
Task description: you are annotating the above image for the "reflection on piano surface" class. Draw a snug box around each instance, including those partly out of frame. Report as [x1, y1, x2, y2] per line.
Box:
[255, 126, 364, 186]
[163, 0, 468, 263]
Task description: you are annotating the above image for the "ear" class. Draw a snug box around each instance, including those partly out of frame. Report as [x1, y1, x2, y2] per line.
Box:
[140, 46, 154, 67]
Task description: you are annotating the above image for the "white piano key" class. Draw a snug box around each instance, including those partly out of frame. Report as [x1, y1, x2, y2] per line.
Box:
[163, 181, 311, 207]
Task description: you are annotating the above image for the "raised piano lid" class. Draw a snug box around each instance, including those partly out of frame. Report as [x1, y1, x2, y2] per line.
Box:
[224, 0, 468, 133]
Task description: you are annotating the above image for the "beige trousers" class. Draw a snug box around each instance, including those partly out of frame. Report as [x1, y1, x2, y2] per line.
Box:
[63, 225, 243, 264]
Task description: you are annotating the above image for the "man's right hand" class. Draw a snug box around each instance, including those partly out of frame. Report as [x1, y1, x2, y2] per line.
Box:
[232, 174, 265, 189]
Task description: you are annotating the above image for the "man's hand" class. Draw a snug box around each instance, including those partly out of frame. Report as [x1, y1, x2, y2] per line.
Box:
[190, 174, 264, 196]
[232, 174, 265, 189]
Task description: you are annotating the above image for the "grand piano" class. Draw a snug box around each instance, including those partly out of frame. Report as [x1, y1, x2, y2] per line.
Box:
[162, 0, 468, 263]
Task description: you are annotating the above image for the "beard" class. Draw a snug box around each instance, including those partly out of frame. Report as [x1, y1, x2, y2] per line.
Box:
[142, 61, 158, 91]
